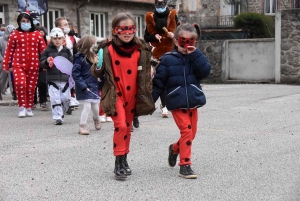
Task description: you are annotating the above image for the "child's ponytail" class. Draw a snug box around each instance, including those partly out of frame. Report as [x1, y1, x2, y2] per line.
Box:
[192, 23, 201, 40]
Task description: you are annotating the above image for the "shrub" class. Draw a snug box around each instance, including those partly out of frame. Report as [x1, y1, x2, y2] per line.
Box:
[233, 12, 275, 38]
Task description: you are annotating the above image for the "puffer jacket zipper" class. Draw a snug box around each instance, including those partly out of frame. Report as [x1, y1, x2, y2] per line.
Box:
[182, 57, 190, 109]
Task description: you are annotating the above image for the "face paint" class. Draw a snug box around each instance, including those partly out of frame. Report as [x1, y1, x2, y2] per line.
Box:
[177, 37, 196, 48]
[114, 25, 136, 35]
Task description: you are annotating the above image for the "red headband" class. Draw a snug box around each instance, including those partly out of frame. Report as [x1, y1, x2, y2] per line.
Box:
[114, 25, 136, 35]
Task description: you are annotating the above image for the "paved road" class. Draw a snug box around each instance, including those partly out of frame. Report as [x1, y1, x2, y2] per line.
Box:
[1, 84, 300, 201]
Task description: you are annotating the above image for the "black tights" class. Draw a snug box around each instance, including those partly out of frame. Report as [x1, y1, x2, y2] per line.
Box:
[34, 82, 48, 104]
[160, 88, 167, 107]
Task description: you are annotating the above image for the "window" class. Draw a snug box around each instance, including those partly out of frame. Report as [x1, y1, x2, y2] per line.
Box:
[264, 0, 277, 14]
[0, 5, 5, 24]
[229, 3, 240, 16]
[189, 0, 197, 11]
[90, 13, 106, 40]
[40, 9, 61, 34]
[134, 16, 143, 38]
[295, 0, 300, 8]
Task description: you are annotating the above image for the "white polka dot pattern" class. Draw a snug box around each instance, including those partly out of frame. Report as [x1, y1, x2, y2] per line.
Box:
[3, 30, 46, 108]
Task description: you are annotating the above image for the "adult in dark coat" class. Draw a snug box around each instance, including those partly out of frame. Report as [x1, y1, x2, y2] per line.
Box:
[33, 26, 49, 109]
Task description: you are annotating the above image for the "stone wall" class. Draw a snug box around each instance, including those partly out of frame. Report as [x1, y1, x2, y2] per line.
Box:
[200, 0, 220, 17]
[247, 0, 262, 13]
[280, 9, 300, 83]
[198, 40, 224, 83]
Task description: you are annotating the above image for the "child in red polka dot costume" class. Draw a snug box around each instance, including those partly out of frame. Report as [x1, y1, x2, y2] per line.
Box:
[91, 13, 155, 180]
[2, 12, 46, 117]
[152, 23, 211, 179]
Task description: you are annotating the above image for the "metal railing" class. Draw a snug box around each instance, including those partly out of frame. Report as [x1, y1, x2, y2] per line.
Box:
[189, 15, 235, 28]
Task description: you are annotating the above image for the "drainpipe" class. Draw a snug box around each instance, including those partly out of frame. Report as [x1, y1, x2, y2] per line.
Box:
[77, 0, 90, 37]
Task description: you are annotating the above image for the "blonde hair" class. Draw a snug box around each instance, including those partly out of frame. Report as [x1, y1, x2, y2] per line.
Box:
[76, 35, 97, 63]
[55, 17, 67, 27]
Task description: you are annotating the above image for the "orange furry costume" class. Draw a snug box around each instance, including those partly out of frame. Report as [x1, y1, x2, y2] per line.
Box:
[145, 9, 177, 59]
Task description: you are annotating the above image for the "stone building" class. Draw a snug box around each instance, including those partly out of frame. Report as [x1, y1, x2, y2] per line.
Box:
[175, 0, 298, 28]
[247, 0, 297, 13]
[0, 0, 155, 39]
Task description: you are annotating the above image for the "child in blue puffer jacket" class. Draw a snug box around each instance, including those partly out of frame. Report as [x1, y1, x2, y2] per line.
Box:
[152, 23, 211, 179]
[72, 35, 101, 135]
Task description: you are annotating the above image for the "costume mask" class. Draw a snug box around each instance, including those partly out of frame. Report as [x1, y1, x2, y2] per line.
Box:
[33, 19, 39, 25]
[63, 27, 70, 34]
[114, 25, 136, 35]
[177, 37, 196, 48]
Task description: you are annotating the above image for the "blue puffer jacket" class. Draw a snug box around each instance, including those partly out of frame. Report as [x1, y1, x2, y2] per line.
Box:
[72, 53, 99, 100]
[152, 49, 211, 111]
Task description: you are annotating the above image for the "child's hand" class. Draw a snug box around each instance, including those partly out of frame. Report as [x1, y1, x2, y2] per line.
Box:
[3, 69, 10, 73]
[94, 55, 99, 64]
[186, 46, 196, 54]
[167, 32, 174, 39]
[155, 34, 162, 43]
[151, 66, 154, 79]
[47, 57, 54, 68]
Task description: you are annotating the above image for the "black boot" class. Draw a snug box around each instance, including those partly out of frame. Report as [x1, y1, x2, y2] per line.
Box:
[179, 165, 197, 179]
[133, 117, 139, 128]
[168, 144, 178, 167]
[114, 155, 127, 180]
[123, 154, 132, 175]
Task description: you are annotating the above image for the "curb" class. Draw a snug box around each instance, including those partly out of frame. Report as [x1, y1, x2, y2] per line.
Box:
[0, 101, 18, 106]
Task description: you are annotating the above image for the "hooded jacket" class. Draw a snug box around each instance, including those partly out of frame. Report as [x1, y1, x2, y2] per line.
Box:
[152, 49, 211, 111]
[91, 39, 155, 116]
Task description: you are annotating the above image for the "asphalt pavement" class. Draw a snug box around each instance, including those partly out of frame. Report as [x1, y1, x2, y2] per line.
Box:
[0, 84, 300, 201]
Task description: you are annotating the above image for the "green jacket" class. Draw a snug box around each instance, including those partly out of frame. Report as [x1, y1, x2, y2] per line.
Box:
[91, 40, 155, 116]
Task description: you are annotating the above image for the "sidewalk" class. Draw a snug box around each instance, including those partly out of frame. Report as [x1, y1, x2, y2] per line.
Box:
[1, 84, 300, 201]
[0, 88, 17, 106]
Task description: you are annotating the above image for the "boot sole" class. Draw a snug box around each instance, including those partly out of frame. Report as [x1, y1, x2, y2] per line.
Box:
[78, 132, 89, 135]
[179, 174, 197, 179]
[114, 175, 127, 180]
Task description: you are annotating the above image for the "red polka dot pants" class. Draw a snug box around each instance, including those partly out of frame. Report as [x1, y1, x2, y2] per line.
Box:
[111, 97, 135, 156]
[171, 108, 198, 166]
[13, 66, 39, 108]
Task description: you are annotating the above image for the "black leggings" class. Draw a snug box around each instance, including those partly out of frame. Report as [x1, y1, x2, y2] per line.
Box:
[160, 88, 167, 107]
[34, 82, 48, 104]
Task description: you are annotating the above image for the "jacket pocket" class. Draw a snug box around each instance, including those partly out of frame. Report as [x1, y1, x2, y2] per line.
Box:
[167, 86, 180, 96]
[166, 86, 186, 110]
[188, 84, 206, 107]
